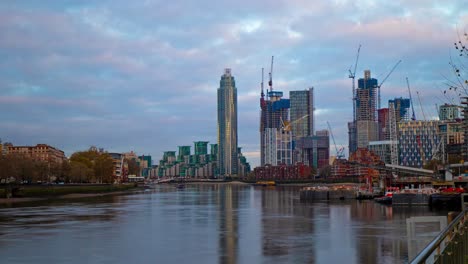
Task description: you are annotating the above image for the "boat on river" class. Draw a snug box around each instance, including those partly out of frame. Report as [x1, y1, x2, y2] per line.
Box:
[254, 181, 276, 187]
[374, 192, 393, 205]
[430, 187, 465, 209]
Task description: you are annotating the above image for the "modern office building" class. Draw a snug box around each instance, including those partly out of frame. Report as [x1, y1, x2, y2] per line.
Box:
[217, 68, 238, 177]
[289, 88, 314, 141]
[294, 130, 330, 171]
[398, 120, 441, 168]
[356, 120, 379, 148]
[439, 104, 460, 121]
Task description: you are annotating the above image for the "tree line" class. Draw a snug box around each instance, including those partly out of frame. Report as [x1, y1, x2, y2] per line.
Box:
[0, 148, 124, 184]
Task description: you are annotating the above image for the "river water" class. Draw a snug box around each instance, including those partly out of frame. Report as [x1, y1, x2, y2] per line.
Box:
[0, 184, 450, 264]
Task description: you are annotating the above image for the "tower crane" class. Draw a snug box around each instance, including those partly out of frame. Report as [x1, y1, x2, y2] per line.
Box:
[377, 60, 402, 110]
[406, 77, 416, 121]
[260, 68, 266, 108]
[348, 45, 361, 123]
[416, 91, 427, 120]
[327, 121, 345, 159]
[261, 68, 264, 98]
[283, 114, 309, 131]
[268, 56, 274, 94]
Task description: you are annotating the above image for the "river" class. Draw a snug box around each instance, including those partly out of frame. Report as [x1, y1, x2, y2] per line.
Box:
[0, 184, 450, 263]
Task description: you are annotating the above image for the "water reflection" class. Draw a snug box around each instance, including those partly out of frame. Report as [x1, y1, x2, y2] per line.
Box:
[0, 184, 450, 264]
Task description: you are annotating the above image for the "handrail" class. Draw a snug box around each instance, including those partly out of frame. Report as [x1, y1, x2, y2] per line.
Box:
[410, 210, 467, 263]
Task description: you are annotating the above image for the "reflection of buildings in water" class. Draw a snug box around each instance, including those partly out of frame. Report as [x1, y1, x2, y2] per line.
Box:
[314, 204, 357, 264]
[218, 185, 239, 264]
[350, 202, 447, 263]
[260, 187, 315, 262]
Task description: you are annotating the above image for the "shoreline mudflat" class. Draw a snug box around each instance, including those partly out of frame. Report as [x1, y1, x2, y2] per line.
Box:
[0, 185, 140, 204]
[0, 190, 139, 204]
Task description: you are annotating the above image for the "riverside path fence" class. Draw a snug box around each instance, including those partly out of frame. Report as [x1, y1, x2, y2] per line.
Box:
[410, 194, 468, 264]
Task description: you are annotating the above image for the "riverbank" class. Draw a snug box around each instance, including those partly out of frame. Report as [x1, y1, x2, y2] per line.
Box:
[0, 184, 140, 204]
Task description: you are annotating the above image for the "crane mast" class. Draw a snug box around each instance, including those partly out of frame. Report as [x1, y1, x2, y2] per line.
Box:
[349, 45, 361, 123]
[377, 60, 402, 110]
[406, 77, 416, 121]
[416, 91, 427, 120]
[327, 121, 344, 159]
[261, 68, 264, 97]
[268, 56, 274, 94]
[388, 102, 398, 166]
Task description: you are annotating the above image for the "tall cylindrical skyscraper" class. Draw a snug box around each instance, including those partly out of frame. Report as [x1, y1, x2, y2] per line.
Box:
[217, 68, 238, 177]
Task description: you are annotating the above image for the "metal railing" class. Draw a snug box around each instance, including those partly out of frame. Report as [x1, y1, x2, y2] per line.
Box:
[410, 196, 468, 264]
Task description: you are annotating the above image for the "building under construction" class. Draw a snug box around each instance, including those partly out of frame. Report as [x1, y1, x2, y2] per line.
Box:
[331, 148, 384, 181]
[260, 90, 290, 166]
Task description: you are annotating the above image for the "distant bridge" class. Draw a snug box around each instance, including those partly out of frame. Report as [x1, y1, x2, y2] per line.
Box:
[348, 161, 435, 177]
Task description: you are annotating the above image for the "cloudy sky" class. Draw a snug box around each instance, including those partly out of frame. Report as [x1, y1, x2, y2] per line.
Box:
[0, 1, 467, 167]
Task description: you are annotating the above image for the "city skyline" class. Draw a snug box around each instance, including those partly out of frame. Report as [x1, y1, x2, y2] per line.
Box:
[0, 1, 467, 167]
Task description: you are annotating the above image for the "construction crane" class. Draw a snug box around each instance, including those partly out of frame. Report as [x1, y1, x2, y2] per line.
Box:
[261, 68, 264, 98]
[260, 68, 266, 108]
[327, 121, 345, 159]
[348, 45, 361, 123]
[283, 114, 309, 131]
[268, 56, 274, 94]
[377, 60, 402, 110]
[388, 102, 398, 166]
[416, 91, 427, 120]
[406, 77, 416, 120]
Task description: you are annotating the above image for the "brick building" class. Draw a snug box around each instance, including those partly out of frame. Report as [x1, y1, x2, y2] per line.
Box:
[5, 143, 66, 164]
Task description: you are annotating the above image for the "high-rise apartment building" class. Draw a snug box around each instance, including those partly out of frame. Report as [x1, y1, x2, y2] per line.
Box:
[264, 127, 292, 165]
[217, 68, 238, 177]
[439, 104, 460, 121]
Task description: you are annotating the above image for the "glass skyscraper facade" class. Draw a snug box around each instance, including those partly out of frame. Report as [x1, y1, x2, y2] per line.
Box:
[289, 88, 314, 141]
[217, 68, 238, 177]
